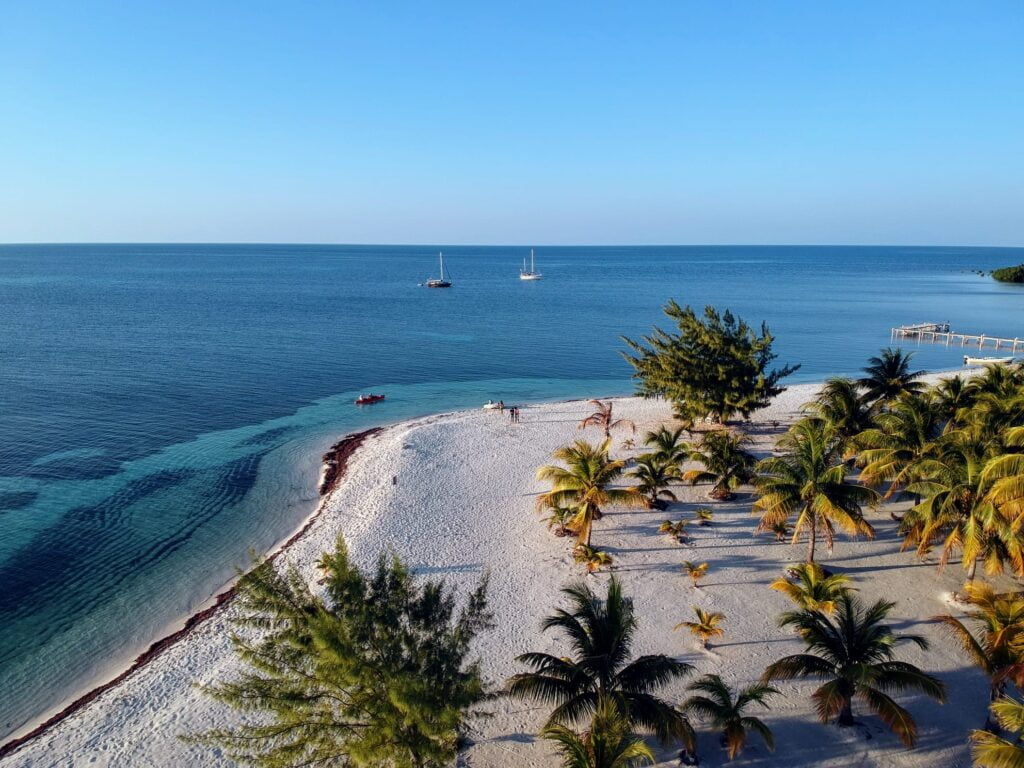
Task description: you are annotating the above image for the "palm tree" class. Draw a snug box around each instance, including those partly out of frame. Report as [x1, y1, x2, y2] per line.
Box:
[658, 519, 687, 543]
[857, 393, 943, 501]
[544, 506, 576, 537]
[574, 544, 614, 573]
[934, 582, 1024, 724]
[971, 696, 1024, 768]
[932, 375, 974, 427]
[644, 425, 691, 467]
[694, 507, 714, 525]
[508, 578, 694, 746]
[770, 563, 855, 615]
[675, 606, 725, 649]
[630, 454, 679, 510]
[903, 427, 1024, 584]
[763, 593, 946, 747]
[580, 400, 636, 439]
[682, 674, 778, 760]
[683, 430, 757, 500]
[858, 347, 927, 407]
[754, 418, 878, 564]
[542, 696, 655, 768]
[537, 439, 642, 547]
[807, 377, 874, 459]
[682, 561, 710, 588]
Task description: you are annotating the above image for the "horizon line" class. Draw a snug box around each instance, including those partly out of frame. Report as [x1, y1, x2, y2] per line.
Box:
[2, 241, 1022, 249]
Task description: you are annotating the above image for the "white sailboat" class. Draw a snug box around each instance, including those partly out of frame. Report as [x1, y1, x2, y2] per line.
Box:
[425, 252, 452, 288]
[519, 248, 542, 281]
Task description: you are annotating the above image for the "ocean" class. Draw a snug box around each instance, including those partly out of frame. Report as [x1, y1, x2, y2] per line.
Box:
[1, 243, 1022, 739]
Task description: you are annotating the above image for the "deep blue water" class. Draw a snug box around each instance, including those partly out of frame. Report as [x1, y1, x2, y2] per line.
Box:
[2, 243, 1024, 738]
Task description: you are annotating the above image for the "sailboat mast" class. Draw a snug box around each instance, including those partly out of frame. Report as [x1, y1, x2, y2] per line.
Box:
[531, 248, 535, 272]
[439, 251, 444, 279]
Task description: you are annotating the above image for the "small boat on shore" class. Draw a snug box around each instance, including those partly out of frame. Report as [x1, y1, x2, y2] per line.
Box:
[483, 400, 502, 410]
[964, 355, 1015, 366]
[519, 249, 542, 280]
[355, 393, 386, 405]
[424, 252, 452, 288]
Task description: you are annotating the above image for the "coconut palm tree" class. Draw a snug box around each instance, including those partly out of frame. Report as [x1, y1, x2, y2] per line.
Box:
[658, 519, 687, 543]
[544, 506, 576, 537]
[754, 418, 878, 564]
[537, 439, 643, 547]
[806, 377, 874, 459]
[683, 430, 757, 501]
[694, 507, 714, 525]
[644, 425, 691, 467]
[682, 674, 778, 760]
[630, 454, 680, 510]
[857, 394, 944, 501]
[508, 578, 695, 746]
[903, 427, 1024, 585]
[858, 347, 927, 407]
[932, 375, 974, 428]
[971, 696, 1024, 768]
[769, 563, 855, 615]
[934, 582, 1024, 725]
[574, 544, 614, 574]
[580, 400, 636, 439]
[542, 696, 655, 768]
[675, 607, 725, 649]
[763, 593, 946, 747]
[682, 561, 710, 588]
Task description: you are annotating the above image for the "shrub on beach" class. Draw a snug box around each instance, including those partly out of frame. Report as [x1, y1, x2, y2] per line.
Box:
[187, 536, 491, 768]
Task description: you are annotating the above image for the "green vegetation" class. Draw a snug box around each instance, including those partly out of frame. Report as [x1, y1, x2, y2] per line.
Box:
[675, 606, 726, 649]
[622, 301, 799, 425]
[536, 438, 642, 546]
[769, 563, 855, 615]
[189, 536, 490, 768]
[629, 453, 679, 510]
[507, 578, 695, 748]
[682, 674, 778, 760]
[857, 348, 927, 406]
[935, 583, 1024, 726]
[682, 430, 757, 500]
[542, 697, 655, 768]
[754, 418, 878, 563]
[681, 560, 710, 587]
[992, 264, 1024, 283]
[972, 696, 1024, 767]
[763, 593, 946, 747]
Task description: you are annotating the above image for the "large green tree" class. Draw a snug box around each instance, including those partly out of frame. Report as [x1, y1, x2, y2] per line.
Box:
[189, 537, 491, 768]
[622, 302, 799, 424]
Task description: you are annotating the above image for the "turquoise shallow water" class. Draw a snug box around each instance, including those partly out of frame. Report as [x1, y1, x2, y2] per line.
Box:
[2, 243, 1024, 739]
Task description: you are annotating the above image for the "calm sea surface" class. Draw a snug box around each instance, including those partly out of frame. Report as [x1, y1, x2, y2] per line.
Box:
[2, 243, 1023, 738]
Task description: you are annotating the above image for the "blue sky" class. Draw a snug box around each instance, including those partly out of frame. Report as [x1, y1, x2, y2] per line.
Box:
[1, 1, 1022, 245]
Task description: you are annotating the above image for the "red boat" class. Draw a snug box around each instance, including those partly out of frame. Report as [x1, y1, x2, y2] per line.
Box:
[355, 393, 385, 405]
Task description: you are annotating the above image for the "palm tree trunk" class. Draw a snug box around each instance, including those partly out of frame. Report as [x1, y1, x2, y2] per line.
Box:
[806, 516, 817, 564]
[966, 557, 978, 584]
[838, 696, 855, 726]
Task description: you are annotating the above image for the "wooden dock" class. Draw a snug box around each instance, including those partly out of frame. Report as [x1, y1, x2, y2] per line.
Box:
[892, 323, 1024, 352]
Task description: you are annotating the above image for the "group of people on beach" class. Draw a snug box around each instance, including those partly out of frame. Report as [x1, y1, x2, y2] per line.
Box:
[493, 401, 521, 423]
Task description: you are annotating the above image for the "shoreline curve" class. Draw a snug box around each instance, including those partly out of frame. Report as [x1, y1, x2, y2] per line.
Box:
[0, 426, 384, 761]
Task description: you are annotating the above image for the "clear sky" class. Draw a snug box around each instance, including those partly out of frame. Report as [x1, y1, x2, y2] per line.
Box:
[1, 1, 1022, 245]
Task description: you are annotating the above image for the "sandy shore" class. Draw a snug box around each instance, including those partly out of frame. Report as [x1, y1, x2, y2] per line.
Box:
[1, 379, 990, 767]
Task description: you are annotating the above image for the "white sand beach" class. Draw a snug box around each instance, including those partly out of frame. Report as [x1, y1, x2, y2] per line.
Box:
[2, 380, 990, 767]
